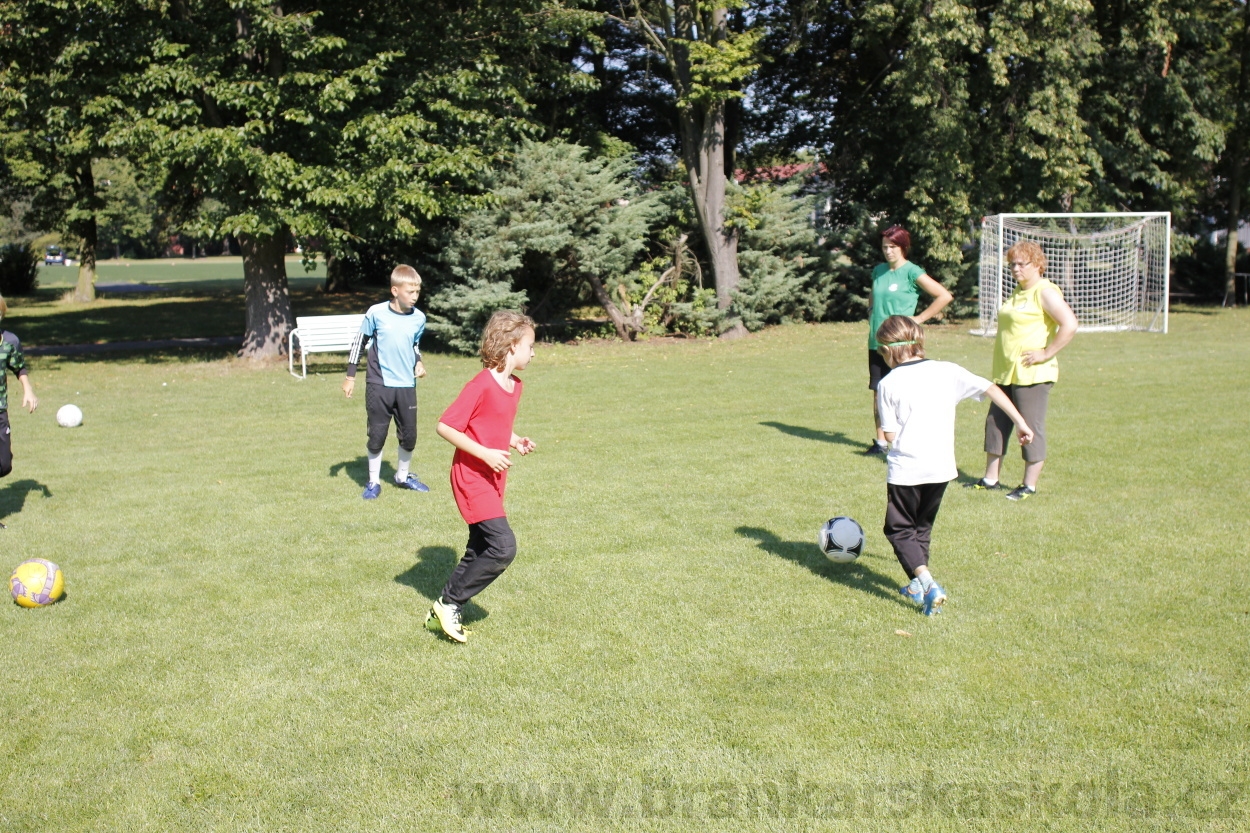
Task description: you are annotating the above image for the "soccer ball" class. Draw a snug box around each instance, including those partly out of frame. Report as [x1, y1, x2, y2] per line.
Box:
[10, 558, 65, 608]
[819, 517, 865, 564]
[56, 404, 83, 428]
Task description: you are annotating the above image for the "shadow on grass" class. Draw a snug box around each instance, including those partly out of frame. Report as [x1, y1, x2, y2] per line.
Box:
[8, 287, 379, 348]
[329, 457, 398, 489]
[0, 479, 53, 523]
[759, 421, 863, 450]
[736, 525, 907, 607]
[394, 545, 488, 624]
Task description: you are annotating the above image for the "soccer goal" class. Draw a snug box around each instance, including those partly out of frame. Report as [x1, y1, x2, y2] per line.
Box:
[976, 212, 1171, 335]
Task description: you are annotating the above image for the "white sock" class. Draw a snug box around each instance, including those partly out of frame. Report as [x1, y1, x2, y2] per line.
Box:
[367, 451, 382, 485]
[982, 477, 998, 486]
[396, 448, 413, 482]
[917, 572, 935, 591]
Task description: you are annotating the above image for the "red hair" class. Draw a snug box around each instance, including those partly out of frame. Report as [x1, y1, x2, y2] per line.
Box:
[880, 225, 911, 257]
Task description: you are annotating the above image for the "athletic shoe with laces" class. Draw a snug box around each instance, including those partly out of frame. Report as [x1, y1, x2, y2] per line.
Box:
[899, 579, 924, 606]
[864, 442, 888, 456]
[1005, 485, 1036, 501]
[922, 582, 947, 616]
[362, 482, 382, 500]
[431, 596, 467, 643]
[963, 478, 1003, 490]
[395, 474, 430, 493]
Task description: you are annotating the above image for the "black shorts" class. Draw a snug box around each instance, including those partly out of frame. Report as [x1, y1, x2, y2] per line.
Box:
[365, 384, 417, 454]
[868, 349, 891, 391]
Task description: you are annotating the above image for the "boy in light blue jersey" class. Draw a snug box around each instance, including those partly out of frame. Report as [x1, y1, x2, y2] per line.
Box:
[343, 265, 429, 499]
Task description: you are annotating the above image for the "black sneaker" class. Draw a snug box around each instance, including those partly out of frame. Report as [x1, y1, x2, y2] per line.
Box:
[963, 478, 1003, 490]
[864, 442, 888, 456]
[1005, 485, 1036, 501]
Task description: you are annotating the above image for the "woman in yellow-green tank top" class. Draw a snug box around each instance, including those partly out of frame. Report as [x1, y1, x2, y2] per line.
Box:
[966, 240, 1077, 501]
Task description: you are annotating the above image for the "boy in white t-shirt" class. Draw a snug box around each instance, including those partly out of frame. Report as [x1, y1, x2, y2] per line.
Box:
[874, 316, 1034, 615]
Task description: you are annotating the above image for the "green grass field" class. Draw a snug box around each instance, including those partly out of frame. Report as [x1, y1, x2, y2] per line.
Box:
[1, 309, 1247, 831]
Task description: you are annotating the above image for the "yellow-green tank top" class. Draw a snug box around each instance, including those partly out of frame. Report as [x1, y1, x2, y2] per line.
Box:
[992, 278, 1062, 385]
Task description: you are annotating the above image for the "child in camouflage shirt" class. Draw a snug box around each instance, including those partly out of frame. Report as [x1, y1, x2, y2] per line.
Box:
[0, 296, 38, 477]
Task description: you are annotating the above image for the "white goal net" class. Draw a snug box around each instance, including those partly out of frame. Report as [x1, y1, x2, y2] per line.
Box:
[976, 212, 1170, 335]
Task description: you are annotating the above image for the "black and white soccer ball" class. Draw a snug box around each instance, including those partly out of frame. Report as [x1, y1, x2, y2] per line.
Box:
[819, 517, 864, 564]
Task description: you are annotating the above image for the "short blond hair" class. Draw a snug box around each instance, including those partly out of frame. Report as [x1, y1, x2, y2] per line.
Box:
[480, 310, 536, 371]
[391, 264, 421, 288]
[1006, 241, 1046, 275]
[875, 315, 925, 365]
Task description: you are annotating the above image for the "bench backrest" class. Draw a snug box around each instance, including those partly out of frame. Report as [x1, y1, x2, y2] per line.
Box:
[293, 314, 366, 353]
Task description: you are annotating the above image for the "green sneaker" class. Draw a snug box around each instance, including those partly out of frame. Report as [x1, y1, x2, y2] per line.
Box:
[1006, 485, 1036, 502]
[963, 478, 1003, 490]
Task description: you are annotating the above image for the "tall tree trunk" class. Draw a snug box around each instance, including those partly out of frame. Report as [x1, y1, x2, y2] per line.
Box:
[1224, 1, 1250, 306]
[238, 230, 294, 360]
[324, 253, 350, 293]
[680, 97, 740, 312]
[72, 162, 97, 303]
[673, 6, 743, 336]
[72, 221, 98, 303]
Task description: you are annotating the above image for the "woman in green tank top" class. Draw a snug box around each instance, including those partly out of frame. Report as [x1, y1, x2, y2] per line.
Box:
[966, 241, 1077, 501]
[864, 225, 953, 455]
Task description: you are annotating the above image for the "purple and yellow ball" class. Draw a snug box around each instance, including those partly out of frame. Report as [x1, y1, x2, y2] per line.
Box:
[10, 559, 65, 608]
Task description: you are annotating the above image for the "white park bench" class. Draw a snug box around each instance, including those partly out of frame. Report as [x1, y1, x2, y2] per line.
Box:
[288, 314, 365, 379]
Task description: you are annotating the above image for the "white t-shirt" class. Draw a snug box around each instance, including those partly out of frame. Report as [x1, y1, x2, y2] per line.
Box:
[876, 359, 991, 486]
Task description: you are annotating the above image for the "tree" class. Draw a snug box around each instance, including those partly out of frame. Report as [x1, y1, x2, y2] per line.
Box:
[750, 0, 1235, 296]
[435, 139, 665, 344]
[139, 0, 599, 359]
[1221, 1, 1250, 304]
[0, 0, 152, 301]
[726, 176, 839, 329]
[94, 157, 160, 259]
[607, 2, 759, 326]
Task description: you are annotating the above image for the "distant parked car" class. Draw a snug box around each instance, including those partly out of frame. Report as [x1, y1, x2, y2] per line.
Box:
[44, 246, 65, 265]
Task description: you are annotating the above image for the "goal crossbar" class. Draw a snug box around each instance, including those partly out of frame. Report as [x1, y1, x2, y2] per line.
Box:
[976, 212, 1170, 336]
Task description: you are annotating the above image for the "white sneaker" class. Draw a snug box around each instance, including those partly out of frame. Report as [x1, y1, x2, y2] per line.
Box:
[431, 596, 467, 643]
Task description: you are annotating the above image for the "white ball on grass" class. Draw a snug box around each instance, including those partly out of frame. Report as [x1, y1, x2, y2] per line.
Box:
[56, 404, 83, 428]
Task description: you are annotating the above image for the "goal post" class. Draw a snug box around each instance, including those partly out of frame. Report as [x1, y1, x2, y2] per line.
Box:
[976, 212, 1171, 336]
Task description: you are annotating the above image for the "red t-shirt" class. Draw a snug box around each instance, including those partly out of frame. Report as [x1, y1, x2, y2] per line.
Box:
[440, 369, 523, 524]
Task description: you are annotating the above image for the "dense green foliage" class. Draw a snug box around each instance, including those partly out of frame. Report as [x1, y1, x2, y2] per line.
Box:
[2, 0, 1248, 347]
[751, 0, 1245, 286]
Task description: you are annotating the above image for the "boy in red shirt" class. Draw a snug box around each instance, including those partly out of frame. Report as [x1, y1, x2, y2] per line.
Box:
[427, 311, 537, 643]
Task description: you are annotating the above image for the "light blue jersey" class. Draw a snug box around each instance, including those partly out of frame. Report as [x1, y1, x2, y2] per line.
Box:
[347, 301, 426, 388]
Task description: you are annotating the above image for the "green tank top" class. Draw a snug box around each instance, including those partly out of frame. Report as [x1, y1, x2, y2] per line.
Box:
[868, 261, 925, 349]
[992, 278, 1062, 385]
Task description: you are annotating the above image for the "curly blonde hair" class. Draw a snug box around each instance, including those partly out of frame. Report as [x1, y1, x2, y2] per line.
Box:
[875, 315, 925, 366]
[480, 310, 536, 370]
[1006, 241, 1047, 275]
